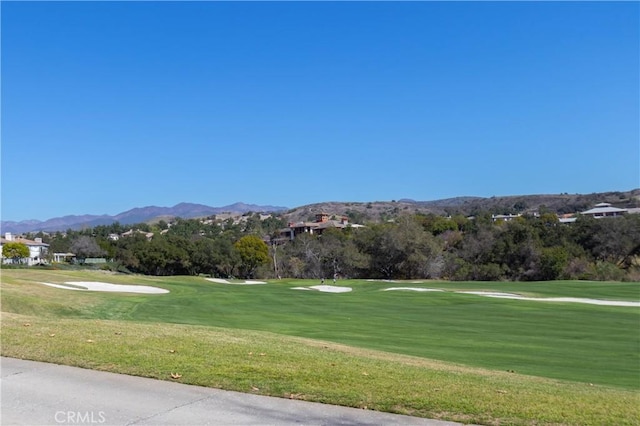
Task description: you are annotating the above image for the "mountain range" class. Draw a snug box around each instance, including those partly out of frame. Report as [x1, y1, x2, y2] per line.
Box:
[1, 202, 288, 234]
[2, 189, 638, 235]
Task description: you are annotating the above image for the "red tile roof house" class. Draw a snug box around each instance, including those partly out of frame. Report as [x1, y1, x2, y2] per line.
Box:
[0, 232, 49, 265]
[280, 213, 364, 240]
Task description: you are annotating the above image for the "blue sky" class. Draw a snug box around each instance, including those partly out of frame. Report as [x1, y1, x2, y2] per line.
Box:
[2, 1, 638, 222]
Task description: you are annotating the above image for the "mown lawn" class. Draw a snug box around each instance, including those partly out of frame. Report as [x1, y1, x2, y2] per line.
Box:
[1, 269, 639, 425]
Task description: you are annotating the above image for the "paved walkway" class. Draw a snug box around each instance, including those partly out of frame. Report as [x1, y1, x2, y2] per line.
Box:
[1, 357, 466, 426]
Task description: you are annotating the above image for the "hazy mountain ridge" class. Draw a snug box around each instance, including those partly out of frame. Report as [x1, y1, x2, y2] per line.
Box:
[2, 190, 638, 234]
[1, 202, 288, 234]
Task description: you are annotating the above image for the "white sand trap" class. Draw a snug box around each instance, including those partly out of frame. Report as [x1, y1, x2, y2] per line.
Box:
[207, 278, 231, 284]
[382, 288, 638, 307]
[205, 278, 266, 285]
[384, 287, 444, 292]
[41, 281, 169, 294]
[366, 279, 398, 283]
[292, 285, 352, 293]
[530, 297, 640, 307]
[310, 285, 352, 293]
[460, 291, 521, 297]
[459, 291, 639, 307]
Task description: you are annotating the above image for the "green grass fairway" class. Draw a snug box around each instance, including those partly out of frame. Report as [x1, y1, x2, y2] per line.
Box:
[2, 270, 639, 425]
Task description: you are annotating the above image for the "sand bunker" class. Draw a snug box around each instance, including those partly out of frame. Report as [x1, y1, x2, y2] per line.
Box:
[460, 291, 520, 297]
[205, 278, 266, 285]
[383, 287, 639, 307]
[292, 285, 352, 293]
[383, 287, 443, 292]
[459, 291, 640, 307]
[41, 281, 169, 294]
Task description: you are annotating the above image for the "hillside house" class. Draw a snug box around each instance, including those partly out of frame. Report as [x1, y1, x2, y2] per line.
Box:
[280, 213, 364, 240]
[580, 203, 628, 218]
[0, 232, 49, 265]
[558, 213, 577, 224]
[491, 213, 522, 222]
[121, 229, 154, 240]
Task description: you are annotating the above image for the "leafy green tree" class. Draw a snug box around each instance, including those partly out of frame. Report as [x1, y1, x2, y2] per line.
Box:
[47, 232, 72, 255]
[234, 235, 269, 278]
[593, 215, 640, 267]
[452, 223, 497, 266]
[492, 220, 541, 280]
[2, 242, 30, 264]
[136, 239, 170, 275]
[92, 222, 126, 238]
[355, 216, 440, 279]
[571, 215, 640, 268]
[317, 229, 343, 279]
[98, 239, 117, 260]
[451, 214, 471, 232]
[537, 246, 569, 281]
[127, 235, 191, 276]
[416, 213, 457, 235]
[431, 216, 458, 235]
[354, 223, 402, 278]
[261, 215, 287, 236]
[164, 234, 195, 275]
[317, 228, 369, 279]
[190, 238, 219, 276]
[189, 236, 239, 278]
[168, 218, 204, 239]
[242, 214, 263, 234]
[215, 237, 242, 278]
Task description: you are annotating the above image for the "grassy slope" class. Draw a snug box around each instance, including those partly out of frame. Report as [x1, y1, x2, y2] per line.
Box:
[1, 270, 639, 425]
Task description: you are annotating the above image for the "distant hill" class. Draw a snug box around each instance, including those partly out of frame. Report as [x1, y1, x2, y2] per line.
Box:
[282, 189, 640, 223]
[2, 190, 638, 234]
[1, 202, 288, 234]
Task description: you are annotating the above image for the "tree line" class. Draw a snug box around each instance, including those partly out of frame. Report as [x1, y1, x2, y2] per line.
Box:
[23, 211, 640, 281]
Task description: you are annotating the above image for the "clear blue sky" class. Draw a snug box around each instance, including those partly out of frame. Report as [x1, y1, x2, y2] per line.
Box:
[2, 1, 638, 221]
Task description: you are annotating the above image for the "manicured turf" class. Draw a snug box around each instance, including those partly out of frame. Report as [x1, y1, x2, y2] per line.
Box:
[2, 270, 638, 389]
[2, 270, 639, 425]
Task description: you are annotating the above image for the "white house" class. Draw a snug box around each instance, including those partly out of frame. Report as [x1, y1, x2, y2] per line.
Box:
[53, 252, 76, 263]
[492, 213, 522, 222]
[0, 232, 49, 265]
[580, 203, 628, 218]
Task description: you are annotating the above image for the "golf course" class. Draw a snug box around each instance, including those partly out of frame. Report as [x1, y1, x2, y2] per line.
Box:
[2, 269, 639, 425]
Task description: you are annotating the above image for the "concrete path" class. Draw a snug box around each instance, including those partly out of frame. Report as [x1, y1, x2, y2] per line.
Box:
[1, 357, 465, 426]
